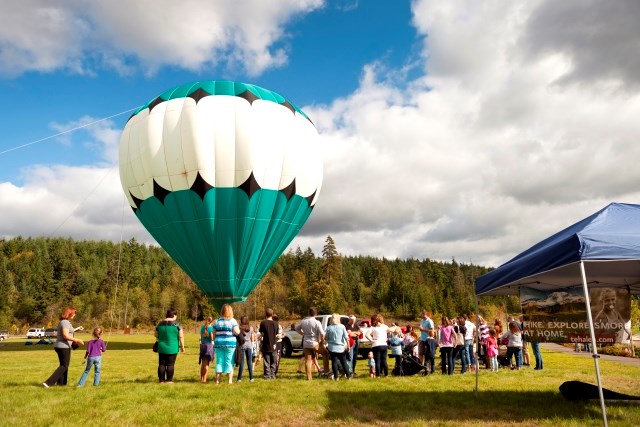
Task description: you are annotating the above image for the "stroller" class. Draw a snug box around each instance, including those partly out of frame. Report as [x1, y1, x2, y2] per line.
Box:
[392, 341, 428, 376]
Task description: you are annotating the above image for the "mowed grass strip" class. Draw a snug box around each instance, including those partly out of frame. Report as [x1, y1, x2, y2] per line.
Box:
[1, 333, 639, 427]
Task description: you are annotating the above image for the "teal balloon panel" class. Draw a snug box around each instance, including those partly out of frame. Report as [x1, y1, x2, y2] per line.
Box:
[136, 188, 313, 309]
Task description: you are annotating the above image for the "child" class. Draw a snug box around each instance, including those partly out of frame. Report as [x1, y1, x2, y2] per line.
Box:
[199, 316, 214, 383]
[367, 351, 376, 378]
[424, 329, 438, 374]
[389, 327, 404, 374]
[77, 327, 106, 386]
[486, 329, 499, 372]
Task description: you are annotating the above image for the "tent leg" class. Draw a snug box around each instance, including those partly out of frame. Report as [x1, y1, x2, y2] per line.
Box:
[474, 293, 480, 397]
[580, 261, 608, 427]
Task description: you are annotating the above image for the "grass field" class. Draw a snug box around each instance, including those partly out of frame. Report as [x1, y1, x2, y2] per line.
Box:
[1, 333, 639, 427]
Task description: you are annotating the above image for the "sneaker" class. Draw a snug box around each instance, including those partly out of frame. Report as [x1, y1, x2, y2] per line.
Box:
[42, 383, 49, 388]
[237, 379, 242, 383]
[250, 379, 254, 382]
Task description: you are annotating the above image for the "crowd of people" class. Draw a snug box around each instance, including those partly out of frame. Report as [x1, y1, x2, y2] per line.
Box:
[41, 305, 544, 388]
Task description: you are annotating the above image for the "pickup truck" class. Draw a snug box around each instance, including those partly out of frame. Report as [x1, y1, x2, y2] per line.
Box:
[281, 314, 349, 357]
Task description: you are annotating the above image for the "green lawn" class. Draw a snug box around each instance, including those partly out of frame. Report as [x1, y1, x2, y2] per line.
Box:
[1, 333, 638, 427]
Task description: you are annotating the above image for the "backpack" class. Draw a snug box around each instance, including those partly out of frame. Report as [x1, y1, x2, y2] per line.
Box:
[454, 326, 464, 347]
[236, 330, 246, 347]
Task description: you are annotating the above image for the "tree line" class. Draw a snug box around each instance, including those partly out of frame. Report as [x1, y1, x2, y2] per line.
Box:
[0, 235, 524, 332]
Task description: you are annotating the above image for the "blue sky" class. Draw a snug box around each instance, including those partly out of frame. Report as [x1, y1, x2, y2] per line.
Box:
[0, 1, 419, 183]
[1, 0, 640, 267]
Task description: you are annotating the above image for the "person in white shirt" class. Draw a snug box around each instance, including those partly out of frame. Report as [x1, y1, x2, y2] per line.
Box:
[365, 314, 389, 377]
[295, 307, 328, 380]
[464, 314, 476, 370]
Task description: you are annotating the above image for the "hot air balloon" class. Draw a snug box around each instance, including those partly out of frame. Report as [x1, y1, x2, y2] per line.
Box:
[118, 81, 322, 310]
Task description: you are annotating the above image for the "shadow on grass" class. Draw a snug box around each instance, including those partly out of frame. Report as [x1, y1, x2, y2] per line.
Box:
[324, 390, 610, 423]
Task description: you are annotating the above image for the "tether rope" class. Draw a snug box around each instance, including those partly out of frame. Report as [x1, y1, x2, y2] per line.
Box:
[0, 107, 138, 157]
[106, 194, 127, 346]
[48, 164, 117, 237]
[2, 106, 140, 344]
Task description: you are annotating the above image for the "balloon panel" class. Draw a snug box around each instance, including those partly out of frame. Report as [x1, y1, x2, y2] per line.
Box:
[135, 187, 313, 308]
[119, 80, 322, 309]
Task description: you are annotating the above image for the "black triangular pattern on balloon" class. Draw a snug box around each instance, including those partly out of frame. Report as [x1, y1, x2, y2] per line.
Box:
[190, 172, 214, 200]
[125, 112, 137, 124]
[188, 87, 212, 104]
[153, 180, 172, 205]
[305, 190, 317, 207]
[305, 115, 315, 126]
[284, 100, 315, 126]
[129, 192, 145, 213]
[237, 90, 259, 105]
[238, 172, 262, 199]
[280, 100, 296, 115]
[148, 96, 166, 112]
[280, 179, 296, 201]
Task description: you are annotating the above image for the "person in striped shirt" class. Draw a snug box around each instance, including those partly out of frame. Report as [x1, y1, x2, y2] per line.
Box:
[213, 304, 240, 384]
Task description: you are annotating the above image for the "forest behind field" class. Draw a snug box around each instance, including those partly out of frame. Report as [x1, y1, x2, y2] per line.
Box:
[0, 235, 576, 331]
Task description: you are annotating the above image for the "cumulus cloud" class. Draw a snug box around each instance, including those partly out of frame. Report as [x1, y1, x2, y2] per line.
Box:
[50, 116, 121, 164]
[522, 0, 640, 91]
[3, 0, 640, 270]
[0, 165, 145, 242]
[298, 0, 640, 266]
[0, 0, 323, 77]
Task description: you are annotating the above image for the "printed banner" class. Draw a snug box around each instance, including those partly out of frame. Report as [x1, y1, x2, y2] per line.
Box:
[520, 287, 631, 344]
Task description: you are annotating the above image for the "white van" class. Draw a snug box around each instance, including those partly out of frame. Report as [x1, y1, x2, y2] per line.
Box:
[26, 328, 45, 339]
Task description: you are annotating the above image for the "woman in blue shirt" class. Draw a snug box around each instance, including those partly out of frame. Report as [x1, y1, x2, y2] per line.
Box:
[325, 314, 352, 380]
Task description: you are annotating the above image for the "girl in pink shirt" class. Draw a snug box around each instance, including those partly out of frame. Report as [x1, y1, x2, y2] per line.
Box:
[486, 329, 499, 372]
[438, 316, 454, 375]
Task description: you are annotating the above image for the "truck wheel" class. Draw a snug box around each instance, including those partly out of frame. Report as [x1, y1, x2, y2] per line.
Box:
[282, 338, 293, 358]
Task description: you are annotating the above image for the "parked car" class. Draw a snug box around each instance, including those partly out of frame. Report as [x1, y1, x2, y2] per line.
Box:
[0, 330, 8, 341]
[44, 328, 57, 338]
[281, 314, 349, 357]
[26, 328, 45, 339]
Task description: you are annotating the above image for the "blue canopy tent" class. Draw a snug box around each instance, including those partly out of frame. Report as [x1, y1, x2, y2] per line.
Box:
[475, 202, 640, 427]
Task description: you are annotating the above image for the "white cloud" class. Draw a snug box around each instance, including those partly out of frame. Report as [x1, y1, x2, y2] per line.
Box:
[50, 116, 121, 164]
[0, 165, 145, 242]
[3, 0, 640, 271]
[296, 0, 640, 266]
[0, 0, 323, 77]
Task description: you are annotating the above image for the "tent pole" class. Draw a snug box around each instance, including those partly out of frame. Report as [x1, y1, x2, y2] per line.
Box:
[474, 293, 480, 397]
[580, 261, 608, 427]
